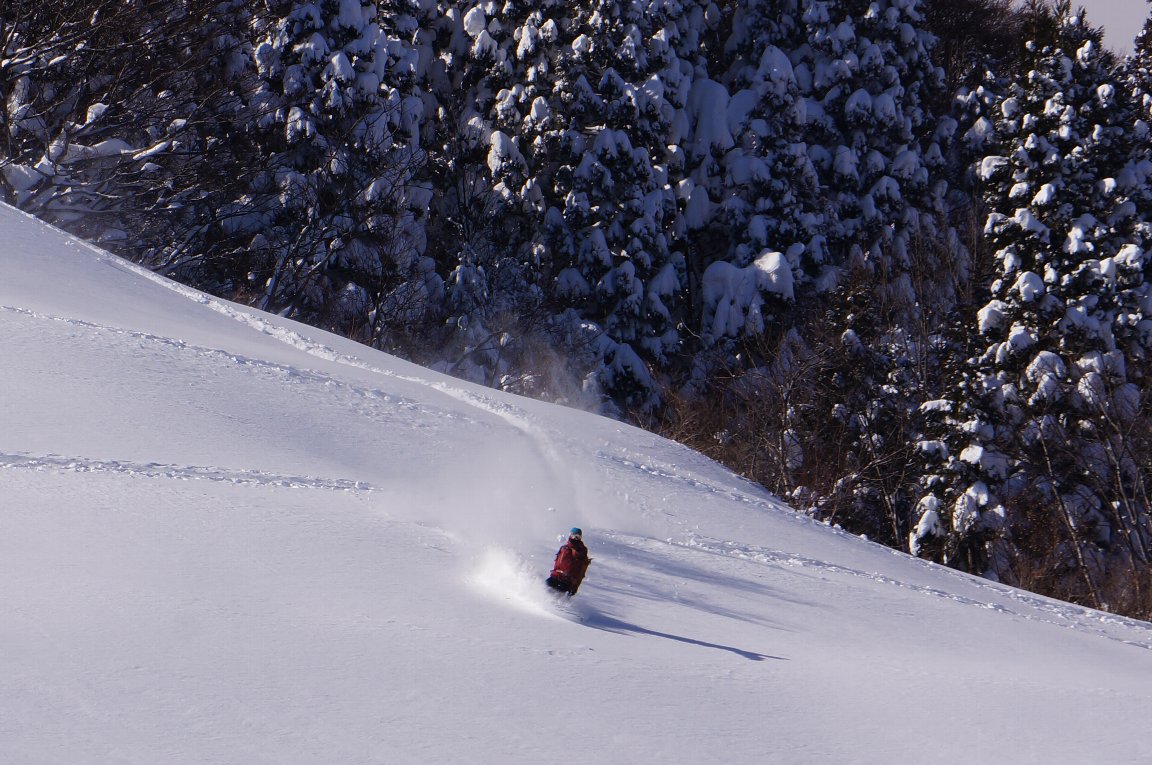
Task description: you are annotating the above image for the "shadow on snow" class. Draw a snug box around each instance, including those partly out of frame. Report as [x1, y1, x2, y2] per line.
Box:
[581, 611, 786, 662]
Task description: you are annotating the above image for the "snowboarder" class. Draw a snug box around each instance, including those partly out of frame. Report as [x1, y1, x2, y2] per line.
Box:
[547, 528, 591, 596]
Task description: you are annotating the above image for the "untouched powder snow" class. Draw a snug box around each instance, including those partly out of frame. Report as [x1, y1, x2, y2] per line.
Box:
[3, 202, 1152, 763]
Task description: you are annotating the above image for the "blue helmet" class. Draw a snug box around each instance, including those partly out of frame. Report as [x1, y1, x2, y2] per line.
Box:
[569, 527, 583, 539]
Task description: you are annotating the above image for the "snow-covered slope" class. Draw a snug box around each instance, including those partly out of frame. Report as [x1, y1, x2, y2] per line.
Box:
[3, 202, 1152, 764]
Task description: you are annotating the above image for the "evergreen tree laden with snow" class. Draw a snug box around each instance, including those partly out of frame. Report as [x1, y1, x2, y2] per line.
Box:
[783, 0, 958, 539]
[701, 0, 822, 349]
[384, 0, 590, 390]
[541, 0, 702, 415]
[921, 0, 1021, 96]
[915, 9, 1152, 605]
[794, 0, 946, 289]
[239, 0, 424, 339]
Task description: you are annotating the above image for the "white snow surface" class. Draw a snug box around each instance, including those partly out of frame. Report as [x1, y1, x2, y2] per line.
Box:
[3, 203, 1152, 763]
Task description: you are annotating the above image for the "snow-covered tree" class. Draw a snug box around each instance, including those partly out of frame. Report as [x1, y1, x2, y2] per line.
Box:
[0, 0, 252, 252]
[1138, 2, 1152, 69]
[922, 0, 1020, 94]
[745, 0, 958, 540]
[383, 0, 580, 387]
[540, 0, 708, 414]
[914, 8, 1152, 602]
[236, 0, 425, 337]
[798, 0, 947, 279]
[702, 0, 824, 348]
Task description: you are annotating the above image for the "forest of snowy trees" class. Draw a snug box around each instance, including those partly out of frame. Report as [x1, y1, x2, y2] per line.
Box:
[5, 0, 1152, 616]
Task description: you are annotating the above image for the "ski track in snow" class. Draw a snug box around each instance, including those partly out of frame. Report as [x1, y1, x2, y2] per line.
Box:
[34, 245, 570, 464]
[99, 252, 596, 531]
[18, 226, 550, 439]
[599, 450, 786, 511]
[596, 449, 860, 543]
[592, 452, 1152, 648]
[0, 451, 382, 493]
[87, 249, 550, 434]
[6, 270, 586, 610]
[673, 533, 1152, 651]
[1, 304, 487, 432]
[22, 245, 668, 523]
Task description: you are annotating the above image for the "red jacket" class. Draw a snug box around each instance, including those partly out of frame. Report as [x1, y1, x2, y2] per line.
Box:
[551, 538, 590, 592]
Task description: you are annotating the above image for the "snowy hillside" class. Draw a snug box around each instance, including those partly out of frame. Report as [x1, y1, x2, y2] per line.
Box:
[3, 202, 1152, 764]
